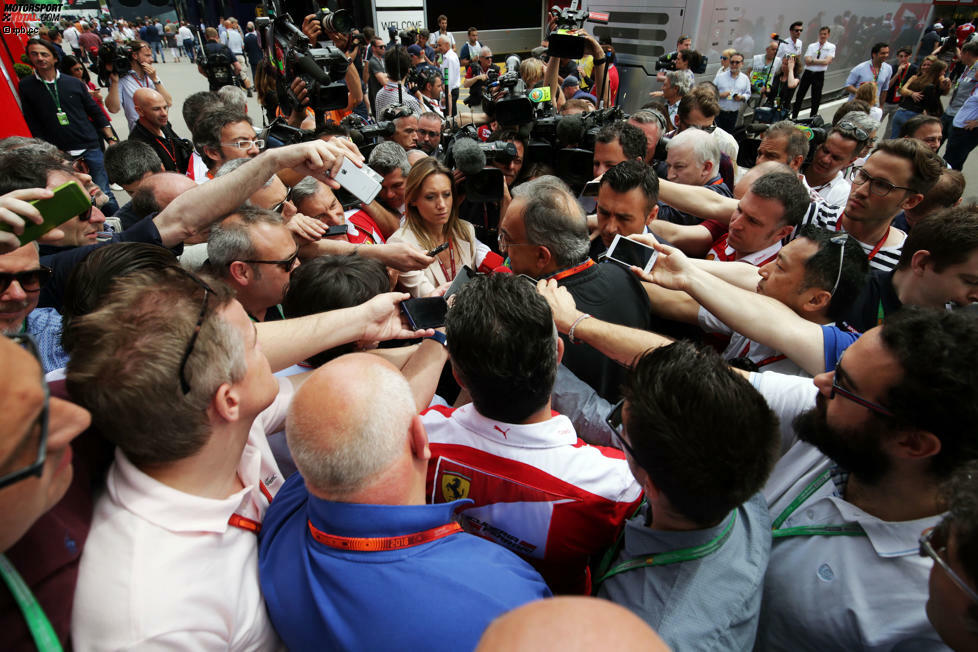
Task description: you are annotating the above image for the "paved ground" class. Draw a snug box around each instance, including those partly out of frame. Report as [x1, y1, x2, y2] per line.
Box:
[109, 57, 978, 202]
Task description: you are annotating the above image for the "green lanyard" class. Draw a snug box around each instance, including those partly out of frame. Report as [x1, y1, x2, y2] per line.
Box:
[771, 469, 866, 539]
[595, 512, 737, 587]
[0, 555, 62, 651]
[42, 78, 62, 112]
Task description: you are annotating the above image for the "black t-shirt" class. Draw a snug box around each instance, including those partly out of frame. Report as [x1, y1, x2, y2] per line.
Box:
[838, 269, 902, 333]
[557, 260, 654, 401]
[129, 121, 192, 174]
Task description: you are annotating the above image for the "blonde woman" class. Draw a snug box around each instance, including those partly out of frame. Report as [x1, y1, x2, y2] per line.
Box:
[854, 82, 883, 122]
[713, 48, 736, 81]
[388, 158, 489, 297]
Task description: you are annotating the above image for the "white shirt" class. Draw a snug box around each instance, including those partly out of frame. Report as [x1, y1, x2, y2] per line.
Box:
[750, 372, 947, 651]
[846, 60, 893, 101]
[808, 171, 851, 208]
[715, 70, 752, 111]
[178, 26, 193, 41]
[441, 49, 461, 90]
[226, 28, 244, 55]
[804, 41, 836, 72]
[118, 71, 161, 131]
[71, 379, 294, 651]
[712, 125, 739, 163]
[63, 26, 80, 52]
[698, 308, 806, 376]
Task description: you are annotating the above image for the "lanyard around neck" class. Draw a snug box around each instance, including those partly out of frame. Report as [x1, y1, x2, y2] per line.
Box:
[308, 520, 462, 551]
[546, 258, 595, 282]
[770, 469, 866, 539]
[595, 512, 737, 586]
[0, 555, 62, 651]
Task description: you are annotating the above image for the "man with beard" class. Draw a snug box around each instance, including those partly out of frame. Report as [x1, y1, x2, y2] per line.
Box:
[751, 307, 978, 650]
[533, 285, 978, 650]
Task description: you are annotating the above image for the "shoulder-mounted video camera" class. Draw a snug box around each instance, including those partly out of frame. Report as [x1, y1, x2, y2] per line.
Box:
[96, 41, 131, 86]
[547, 0, 608, 59]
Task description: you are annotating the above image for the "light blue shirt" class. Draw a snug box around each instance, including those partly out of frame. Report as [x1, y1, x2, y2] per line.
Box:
[845, 60, 893, 101]
[953, 85, 978, 127]
[25, 307, 69, 373]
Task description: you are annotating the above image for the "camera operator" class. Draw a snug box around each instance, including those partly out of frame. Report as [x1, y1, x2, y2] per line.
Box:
[544, 30, 608, 113]
[381, 104, 419, 150]
[299, 14, 366, 121]
[656, 35, 691, 82]
[375, 46, 424, 118]
[463, 49, 499, 109]
[197, 27, 247, 93]
[457, 128, 527, 251]
[117, 40, 172, 132]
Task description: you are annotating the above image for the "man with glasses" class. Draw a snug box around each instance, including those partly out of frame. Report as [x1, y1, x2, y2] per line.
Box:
[0, 334, 90, 647]
[715, 52, 750, 133]
[191, 106, 262, 182]
[673, 87, 740, 173]
[422, 273, 641, 594]
[366, 37, 388, 116]
[0, 243, 66, 372]
[208, 206, 299, 322]
[922, 461, 978, 651]
[803, 117, 869, 207]
[596, 342, 779, 650]
[463, 48, 499, 109]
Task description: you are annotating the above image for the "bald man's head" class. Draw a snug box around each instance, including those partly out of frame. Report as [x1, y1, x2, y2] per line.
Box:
[133, 88, 169, 132]
[286, 353, 427, 501]
[477, 597, 670, 652]
[130, 172, 196, 225]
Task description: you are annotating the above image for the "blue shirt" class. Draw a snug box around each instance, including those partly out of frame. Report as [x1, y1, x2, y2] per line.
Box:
[597, 494, 772, 651]
[258, 474, 551, 651]
[953, 92, 978, 128]
[25, 307, 69, 373]
[821, 325, 860, 372]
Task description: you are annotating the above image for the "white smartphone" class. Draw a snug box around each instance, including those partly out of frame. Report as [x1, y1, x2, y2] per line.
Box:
[335, 156, 383, 204]
[605, 234, 658, 274]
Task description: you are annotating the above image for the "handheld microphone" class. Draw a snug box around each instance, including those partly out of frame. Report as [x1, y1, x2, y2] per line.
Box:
[478, 251, 506, 273]
[556, 114, 585, 147]
[453, 138, 487, 177]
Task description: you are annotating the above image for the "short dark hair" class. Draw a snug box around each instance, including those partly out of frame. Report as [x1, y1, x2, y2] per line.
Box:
[898, 205, 978, 272]
[907, 169, 966, 219]
[749, 172, 811, 228]
[130, 184, 161, 219]
[446, 274, 558, 423]
[898, 46, 914, 56]
[600, 160, 659, 212]
[794, 225, 870, 321]
[871, 42, 889, 55]
[192, 106, 251, 166]
[872, 138, 944, 195]
[678, 87, 720, 121]
[182, 90, 223, 130]
[678, 49, 702, 72]
[488, 127, 528, 152]
[384, 45, 411, 81]
[790, 21, 803, 30]
[900, 114, 943, 139]
[595, 122, 647, 162]
[61, 243, 178, 354]
[879, 306, 978, 479]
[831, 100, 870, 126]
[0, 148, 68, 194]
[25, 38, 58, 58]
[104, 140, 162, 186]
[622, 342, 779, 526]
[764, 120, 811, 161]
[282, 255, 390, 366]
[963, 41, 978, 57]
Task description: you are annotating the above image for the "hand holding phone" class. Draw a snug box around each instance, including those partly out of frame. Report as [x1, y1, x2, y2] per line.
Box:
[604, 234, 658, 274]
[400, 297, 448, 329]
[427, 242, 450, 257]
[0, 182, 90, 247]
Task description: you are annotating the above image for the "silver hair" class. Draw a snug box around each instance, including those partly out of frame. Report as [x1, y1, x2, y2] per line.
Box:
[291, 176, 322, 205]
[368, 140, 411, 176]
[665, 69, 691, 95]
[667, 127, 721, 170]
[207, 205, 284, 275]
[215, 157, 275, 187]
[217, 85, 248, 113]
[286, 363, 416, 495]
[838, 111, 881, 140]
[511, 176, 590, 268]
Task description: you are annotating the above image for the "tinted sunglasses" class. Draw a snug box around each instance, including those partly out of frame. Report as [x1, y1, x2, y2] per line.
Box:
[0, 266, 53, 294]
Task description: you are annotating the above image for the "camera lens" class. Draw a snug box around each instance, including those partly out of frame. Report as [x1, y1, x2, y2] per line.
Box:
[322, 9, 354, 34]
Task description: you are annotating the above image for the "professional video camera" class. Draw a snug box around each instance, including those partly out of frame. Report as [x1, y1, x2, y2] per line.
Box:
[95, 41, 131, 86]
[736, 113, 826, 169]
[547, 0, 609, 59]
[257, 0, 351, 127]
[341, 113, 395, 155]
[442, 127, 519, 202]
[481, 70, 547, 125]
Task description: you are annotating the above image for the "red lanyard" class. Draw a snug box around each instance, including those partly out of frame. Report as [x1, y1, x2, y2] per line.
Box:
[227, 480, 273, 535]
[546, 258, 595, 282]
[308, 520, 462, 551]
[708, 176, 724, 186]
[435, 241, 456, 280]
[737, 340, 787, 368]
[130, 71, 151, 88]
[154, 135, 176, 166]
[835, 216, 888, 262]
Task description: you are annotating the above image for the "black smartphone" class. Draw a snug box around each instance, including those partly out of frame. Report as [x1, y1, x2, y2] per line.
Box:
[427, 242, 450, 257]
[400, 297, 448, 329]
[324, 224, 349, 237]
[445, 265, 477, 300]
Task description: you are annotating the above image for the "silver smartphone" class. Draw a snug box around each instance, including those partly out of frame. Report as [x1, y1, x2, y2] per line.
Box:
[335, 156, 383, 204]
[605, 234, 658, 274]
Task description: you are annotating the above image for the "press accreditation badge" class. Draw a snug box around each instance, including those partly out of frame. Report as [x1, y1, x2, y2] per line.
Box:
[57, 111, 69, 126]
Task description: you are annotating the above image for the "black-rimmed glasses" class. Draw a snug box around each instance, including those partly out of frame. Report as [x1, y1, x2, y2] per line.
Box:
[849, 166, 915, 197]
[271, 186, 295, 214]
[605, 399, 640, 460]
[830, 357, 895, 417]
[920, 521, 978, 604]
[236, 249, 300, 273]
[177, 274, 215, 395]
[0, 334, 49, 490]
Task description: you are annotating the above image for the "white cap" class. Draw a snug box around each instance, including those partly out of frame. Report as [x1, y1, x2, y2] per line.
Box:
[935, 22, 944, 29]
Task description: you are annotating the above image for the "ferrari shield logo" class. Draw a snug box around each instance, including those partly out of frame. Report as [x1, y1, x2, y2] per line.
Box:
[441, 472, 470, 501]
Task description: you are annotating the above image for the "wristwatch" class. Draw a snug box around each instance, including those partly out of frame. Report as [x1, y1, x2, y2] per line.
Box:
[425, 331, 447, 346]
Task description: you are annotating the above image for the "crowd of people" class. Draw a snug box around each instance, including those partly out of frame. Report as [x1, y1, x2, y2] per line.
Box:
[4, 7, 978, 652]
